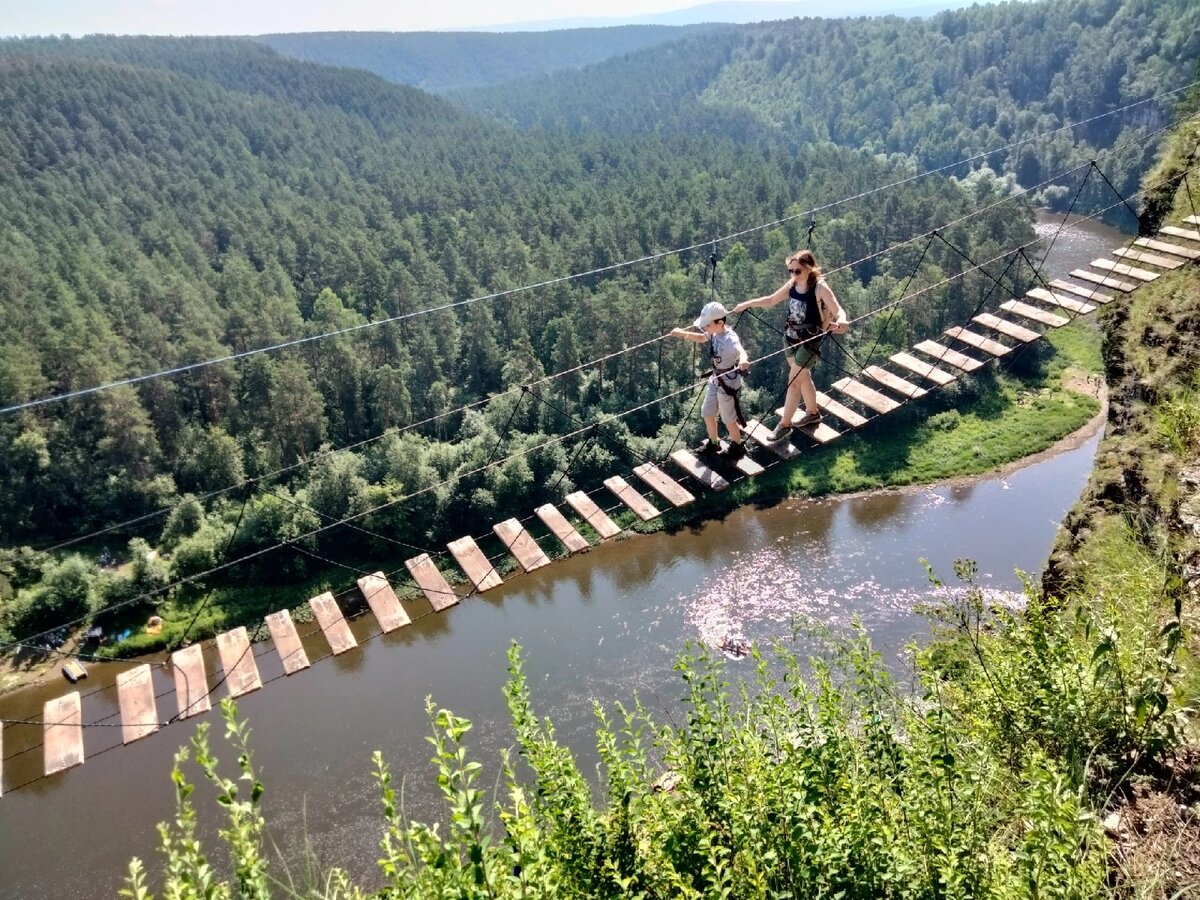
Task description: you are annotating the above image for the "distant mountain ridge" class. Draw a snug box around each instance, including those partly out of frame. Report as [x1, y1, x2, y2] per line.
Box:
[465, 0, 970, 31]
[254, 24, 730, 93]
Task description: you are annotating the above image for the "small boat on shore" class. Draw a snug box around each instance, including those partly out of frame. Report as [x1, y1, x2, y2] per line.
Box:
[61, 660, 87, 683]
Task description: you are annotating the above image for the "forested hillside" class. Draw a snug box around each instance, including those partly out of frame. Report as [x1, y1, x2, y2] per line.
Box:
[454, 0, 1200, 210]
[0, 34, 1046, 648]
[254, 25, 730, 93]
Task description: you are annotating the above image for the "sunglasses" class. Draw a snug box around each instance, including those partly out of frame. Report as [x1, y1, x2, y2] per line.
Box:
[788, 267, 804, 274]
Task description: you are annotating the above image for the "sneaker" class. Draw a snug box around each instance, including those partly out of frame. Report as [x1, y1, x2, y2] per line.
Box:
[795, 410, 823, 428]
[767, 422, 793, 442]
[694, 438, 720, 455]
[720, 440, 747, 461]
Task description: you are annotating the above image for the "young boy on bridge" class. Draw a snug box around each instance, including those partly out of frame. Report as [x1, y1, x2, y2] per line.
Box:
[668, 300, 750, 460]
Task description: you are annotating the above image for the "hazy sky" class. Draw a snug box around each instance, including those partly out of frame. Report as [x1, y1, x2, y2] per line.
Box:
[1, 0, 712, 36]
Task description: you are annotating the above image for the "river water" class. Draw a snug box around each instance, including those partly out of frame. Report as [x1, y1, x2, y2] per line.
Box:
[0, 211, 1126, 898]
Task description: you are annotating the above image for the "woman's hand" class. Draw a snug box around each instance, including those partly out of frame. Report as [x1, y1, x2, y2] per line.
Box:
[829, 322, 849, 336]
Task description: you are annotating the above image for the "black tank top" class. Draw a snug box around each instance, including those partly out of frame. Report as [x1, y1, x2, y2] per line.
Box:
[786, 280, 823, 341]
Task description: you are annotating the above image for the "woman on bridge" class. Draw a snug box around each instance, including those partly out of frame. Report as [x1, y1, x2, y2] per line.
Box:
[734, 250, 848, 440]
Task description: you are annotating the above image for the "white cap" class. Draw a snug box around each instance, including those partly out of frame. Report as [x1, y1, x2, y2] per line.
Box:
[694, 300, 729, 328]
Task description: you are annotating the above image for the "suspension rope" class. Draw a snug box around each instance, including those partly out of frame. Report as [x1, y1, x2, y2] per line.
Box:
[857, 231, 937, 371]
[169, 490, 252, 653]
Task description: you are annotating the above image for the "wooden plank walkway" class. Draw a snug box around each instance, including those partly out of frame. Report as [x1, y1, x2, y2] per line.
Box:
[668, 449, 732, 490]
[889, 351, 957, 386]
[1069, 269, 1135, 293]
[171, 643, 212, 720]
[1113, 247, 1183, 270]
[862, 365, 927, 399]
[1049, 279, 1113, 303]
[1188, 215, 1200, 226]
[405, 554, 460, 610]
[605, 475, 660, 521]
[1160, 225, 1200, 242]
[945, 326, 1010, 356]
[972, 312, 1040, 343]
[913, 340, 985, 372]
[44, 693, 84, 776]
[357, 571, 411, 631]
[999, 299, 1069, 328]
[1027, 287, 1097, 314]
[1133, 236, 1200, 260]
[265, 608, 310, 674]
[1090, 258, 1158, 283]
[833, 377, 901, 414]
[447, 536, 504, 592]
[565, 491, 622, 538]
[309, 591, 358, 654]
[493, 519, 551, 572]
[216, 627, 262, 698]
[814, 390, 870, 427]
[535, 504, 590, 554]
[633, 462, 696, 507]
[773, 405, 846, 442]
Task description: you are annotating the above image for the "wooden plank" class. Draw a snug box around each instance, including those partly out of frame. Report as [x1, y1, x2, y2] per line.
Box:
[1133, 237, 1200, 260]
[44, 693, 84, 776]
[405, 554, 460, 611]
[356, 571, 411, 632]
[216, 627, 262, 699]
[447, 536, 504, 592]
[565, 491, 622, 539]
[999, 299, 1069, 328]
[604, 475, 660, 521]
[493, 518, 551, 573]
[535, 504, 591, 554]
[265, 608, 310, 674]
[1112, 247, 1183, 270]
[1069, 269, 1136, 293]
[1160, 225, 1200, 242]
[1026, 287, 1097, 315]
[116, 665, 158, 745]
[743, 419, 799, 460]
[945, 326, 1010, 357]
[1049, 279, 1113, 304]
[791, 420, 841, 444]
[634, 462, 696, 507]
[171, 643, 212, 720]
[668, 449, 732, 490]
[1090, 258, 1158, 283]
[971, 312, 1040, 343]
[309, 591, 358, 655]
[814, 390, 870, 427]
[720, 441, 768, 472]
[862, 365, 927, 399]
[889, 351, 957, 385]
[913, 339, 985, 373]
[1186, 215, 1200, 226]
[832, 377, 901, 414]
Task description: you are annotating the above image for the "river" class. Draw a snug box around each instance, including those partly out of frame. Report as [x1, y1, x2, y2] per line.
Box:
[0, 210, 1126, 897]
